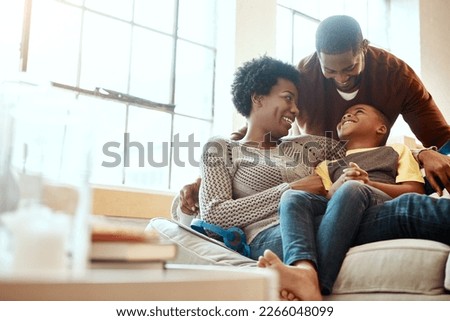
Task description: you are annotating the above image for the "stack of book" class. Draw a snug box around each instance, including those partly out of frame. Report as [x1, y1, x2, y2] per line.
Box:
[89, 219, 177, 270]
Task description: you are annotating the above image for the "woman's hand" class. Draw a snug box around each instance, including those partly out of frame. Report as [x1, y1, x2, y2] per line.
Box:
[289, 175, 327, 196]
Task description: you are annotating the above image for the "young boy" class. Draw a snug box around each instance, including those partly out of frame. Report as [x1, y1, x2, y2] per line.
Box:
[316, 103, 425, 198]
[258, 103, 425, 300]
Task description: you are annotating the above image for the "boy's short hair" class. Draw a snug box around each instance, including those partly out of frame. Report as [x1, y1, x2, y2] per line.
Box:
[368, 105, 391, 146]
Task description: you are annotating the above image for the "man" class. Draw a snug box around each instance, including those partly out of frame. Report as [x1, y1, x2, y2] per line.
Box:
[295, 15, 450, 196]
[179, 15, 450, 214]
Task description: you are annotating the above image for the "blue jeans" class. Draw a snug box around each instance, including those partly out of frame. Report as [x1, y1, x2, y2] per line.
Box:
[251, 182, 450, 294]
[354, 193, 450, 245]
[316, 181, 392, 293]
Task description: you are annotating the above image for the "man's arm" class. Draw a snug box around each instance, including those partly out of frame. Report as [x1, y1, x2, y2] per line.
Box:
[230, 125, 247, 141]
[178, 177, 201, 215]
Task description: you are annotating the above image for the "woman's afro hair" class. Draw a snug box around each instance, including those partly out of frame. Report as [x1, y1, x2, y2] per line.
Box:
[231, 56, 300, 117]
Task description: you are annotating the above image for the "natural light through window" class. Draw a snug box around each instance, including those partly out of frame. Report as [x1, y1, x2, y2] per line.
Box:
[0, 0, 225, 192]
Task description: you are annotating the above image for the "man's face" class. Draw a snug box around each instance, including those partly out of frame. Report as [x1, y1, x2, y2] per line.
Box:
[318, 50, 365, 93]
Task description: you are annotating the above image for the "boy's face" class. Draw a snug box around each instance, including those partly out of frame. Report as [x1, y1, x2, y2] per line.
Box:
[336, 104, 384, 140]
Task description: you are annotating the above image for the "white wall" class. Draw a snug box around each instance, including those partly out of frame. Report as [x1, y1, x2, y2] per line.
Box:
[387, 0, 421, 143]
[212, 0, 237, 136]
[389, 0, 421, 72]
[232, 0, 277, 131]
[420, 0, 450, 123]
[212, 0, 278, 135]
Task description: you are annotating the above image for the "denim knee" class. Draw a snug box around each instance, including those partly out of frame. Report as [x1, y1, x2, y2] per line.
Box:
[279, 190, 315, 215]
[335, 181, 390, 204]
[337, 180, 365, 193]
[280, 189, 311, 202]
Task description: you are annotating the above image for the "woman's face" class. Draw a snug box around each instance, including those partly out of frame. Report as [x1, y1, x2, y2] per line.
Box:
[318, 49, 365, 93]
[254, 78, 299, 140]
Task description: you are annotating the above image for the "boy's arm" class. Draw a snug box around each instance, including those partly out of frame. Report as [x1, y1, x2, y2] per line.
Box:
[366, 180, 424, 198]
[316, 145, 426, 198]
[341, 159, 425, 198]
[315, 161, 352, 199]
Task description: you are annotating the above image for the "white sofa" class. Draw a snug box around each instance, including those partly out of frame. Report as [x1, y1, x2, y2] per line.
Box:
[149, 197, 450, 300]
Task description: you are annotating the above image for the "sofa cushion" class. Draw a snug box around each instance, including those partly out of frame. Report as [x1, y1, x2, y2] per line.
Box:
[149, 217, 450, 295]
[148, 217, 256, 267]
[446, 255, 450, 291]
[332, 239, 450, 295]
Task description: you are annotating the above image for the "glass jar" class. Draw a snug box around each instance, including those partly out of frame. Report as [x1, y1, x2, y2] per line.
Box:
[0, 75, 92, 277]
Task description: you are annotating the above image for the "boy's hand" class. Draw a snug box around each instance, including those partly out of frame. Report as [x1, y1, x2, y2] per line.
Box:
[342, 162, 369, 184]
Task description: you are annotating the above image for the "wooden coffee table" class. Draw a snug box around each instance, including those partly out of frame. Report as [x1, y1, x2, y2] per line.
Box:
[0, 264, 278, 300]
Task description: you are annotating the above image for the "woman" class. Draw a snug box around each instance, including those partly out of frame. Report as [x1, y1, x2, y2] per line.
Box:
[198, 56, 343, 300]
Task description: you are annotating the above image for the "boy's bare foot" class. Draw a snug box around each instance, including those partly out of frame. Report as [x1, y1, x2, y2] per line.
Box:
[258, 249, 322, 301]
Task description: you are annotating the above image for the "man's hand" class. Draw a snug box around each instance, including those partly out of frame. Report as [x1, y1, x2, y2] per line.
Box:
[289, 175, 327, 196]
[230, 126, 247, 140]
[179, 177, 201, 215]
[418, 150, 450, 196]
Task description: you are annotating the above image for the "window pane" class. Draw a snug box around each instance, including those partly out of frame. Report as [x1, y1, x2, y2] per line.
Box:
[129, 27, 173, 104]
[80, 12, 131, 92]
[134, 0, 175, 34]
[343, 0, 368, 37]
[278, 0, 319, 18]
[292, 16, 318, 63]
[276, 6, 294, 63]
[63, 0, 84, 5]
[174, 40, 214, 118]
[9, 85, 69, 177]
[27, 0, 81, 85]
[367, 0, 389, 48]
[0, 0, 24, 75]
[170, 115, 211, 191]
[318, 0, 345, 19]
[83, 96, 126, 186]
[84, 0, 133, 21]
[178, 0, 216, 46]
[58, 90, 93, 184]
[124, 106, 172, 190]
[6, 84, 91, 185]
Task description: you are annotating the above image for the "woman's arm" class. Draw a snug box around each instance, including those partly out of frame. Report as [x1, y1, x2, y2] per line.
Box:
[199, 138, 290, 229]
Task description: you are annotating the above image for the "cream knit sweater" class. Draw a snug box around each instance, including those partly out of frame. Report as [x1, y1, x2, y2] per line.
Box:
[199, 135, 345, 243]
